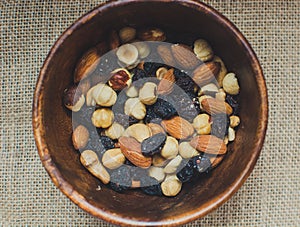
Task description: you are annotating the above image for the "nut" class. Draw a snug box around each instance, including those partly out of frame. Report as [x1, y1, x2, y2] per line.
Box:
[230, 115, 240, 128]
[161, 178, 182, 197]
[126, 85, 138, 98]
[102, 148, 126, 169]
[116, 44, 139, 66]
[157, 68, 175, 95]
[124, 98, 146, 120]
[157, 45, 176, 66]
[210, 155, 224, 168]
[192, 61, 221, 86]
[201, 98, 233, 115]
[86, 83, 117, 107]
[105, 122, 125, 140]
[215, 88, 226, 101]
[139, 82, 158, 105]
[148, 166, 165, 182]
[213, 56, 227, 87]
[74, 47, 101, 83]
[72, 125, 89, 150]
[124, 123, 152, 142]
[80, 150, 110, 184]
[163, 155, 182, 174]
[171, 44, 200, 70]
[178, 141, 199, 159]
[119, 136, 152, 168]
[109, 30, 120, 50]
[156, 67, 168, 80]
[223, 73, 240, 95]
[78, 78, 91, 95]
[119, 27, 136, 43]
[133, 41, 151, 59]
[228, 127, 235, 141]
[138, 28, 166, 41]
[63, 85, 85, 112]
[161, 116, 194, 139]
[198, 95, 213, 109]
[192, 114, 211, 135]
[161, 136, 179, 159]
[190, 135, 227, 155]
[193, 39, 214, 62]
[152, 154, 169, 167]
[147, 123, 165, 135]
[198, 83, 219, 96]
[91, 108, 114, 128]
[108, 68, 132, 91]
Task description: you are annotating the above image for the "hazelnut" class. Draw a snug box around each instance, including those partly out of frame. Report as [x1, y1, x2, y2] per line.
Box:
[192, 114, 211, 135]
[215, 88, 226, 101]
[198, 83, 219, 96]
[147, 123, 165, 135]
[124, 98, 146, 120]
[178, 141, 199, 159]
[148, 166, 165, 182]
[161, 136, 179, 159]
[80, 150, 110, 184]
[108, 68, 132, 91]
[161, 178, 182, 197]
[230, 115, 240, 128]
[193, 39, 214, 62]
[139, 82, 158, 105]
[125, 85, 138, 98]
[228, 127, 235, 141]
[223, 73, 240, 95]
[152, 154, 169, 167]
[156, 67, 168, 80]
[213, 56, 228, 87]
[124, 123, 152, 142]
[86, 83, 117, 107]
[91, 108, 114, 128]
[105, 122, 125, 140]
[63, 85, 85, 112]
[133, 41, 151, 59]
[116, 44, 139, 66]
[119, 27, 136, 43]
[138, 28, 166, 41]
[163, 155, 182, 174]
[102, 148, 125, 170]
[72, 125, 89, 150]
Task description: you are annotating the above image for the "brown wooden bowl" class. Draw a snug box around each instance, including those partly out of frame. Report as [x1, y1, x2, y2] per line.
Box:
[32, 0, 268, 226]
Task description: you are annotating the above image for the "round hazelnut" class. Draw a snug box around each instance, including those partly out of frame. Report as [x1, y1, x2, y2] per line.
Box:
[156, 67, 168, 80]
[86, 83, 117, 107]
[63, 85, 85, 112]
[230, 115, 240, 128]
[228, 127, 236, 141]
[124, 123, 152, 143]
[124, 98, 146, 120]
[223, 73, 240, 95]
[91, 108, 114, 128]
[116, 44, 139, 66]
[139, 82, 158, 105]
[152, 154, 169, 167]
[148, 166, 165, 182]
[133, 41, 151, 59]
[102, 148, 125, 170]
[163, 155, 182, 174]
[108, 68, 132, 91]
[105, 122, 125, 140]
[125, 85, 138, 98]
[193, 39, 214, 62]
[161, 178, 182, 197]
[119, 27, 136, 43]
[161, 136, 179, 159]
[178, 141, 199, 159]
[192, 114, 211, 135]
[213, 56, 228, 87]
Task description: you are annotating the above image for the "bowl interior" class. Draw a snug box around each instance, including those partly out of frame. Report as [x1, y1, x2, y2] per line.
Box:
[33, 0, 267, 226]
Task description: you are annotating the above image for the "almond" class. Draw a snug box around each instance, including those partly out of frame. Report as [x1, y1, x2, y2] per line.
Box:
[171, 44, 200, 70]
[192, 61, 220, 86]
[147, 123, 165, 135]
[161, 116, 194, 139]
[189, 135, 227, 155]
[157, 68, 175, 95]
[209, 155, 224, 168]
[72, 125, 89, 150]
[201, 98, 233, 115]
[157, 45, 176, 66]
[119, 136, 152, 168]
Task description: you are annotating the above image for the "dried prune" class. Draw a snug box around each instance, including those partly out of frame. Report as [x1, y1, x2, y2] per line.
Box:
[152, 98, 177, 119]
[140, 176, 162, 196]
[175, 75, 199, 97]
[110, 166, 131, 192]
[143, 62, 165, 76]
[192, 155, 212, 174]
[226, 94, 239, 115]
[211, 113, 230, 139]
[176, 159, 194, 183]
[114, 113, 139, 128]
[144, 105, 162, 124]
[131, 68, 148, 84]
[85, 134, 114, 157]
[141, 133, 167, 156]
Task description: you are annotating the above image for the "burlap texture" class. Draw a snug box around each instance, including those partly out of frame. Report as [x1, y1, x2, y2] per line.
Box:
[1, 0, 299, 226]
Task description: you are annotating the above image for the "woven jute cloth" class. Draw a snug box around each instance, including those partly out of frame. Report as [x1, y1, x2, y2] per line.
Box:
[1, 0, 299, 226]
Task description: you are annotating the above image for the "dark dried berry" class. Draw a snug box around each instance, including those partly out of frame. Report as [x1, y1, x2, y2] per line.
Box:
[176, 159, 194, 183]
[226, 94, 239, 115]
[109, 181, 129, 193]
[131, 68, 148, 81]
[140, 176, 162, 196]
[114, 113, 139, 128]
[173, 68, 189, 79]
[175, 75, 199, 96]
[110, 166, 131, 192]
[141, 133, 167, 156]
[192, 155, 212, 174]
[85, 135, 114, 157]
[152, 98, 177, 119]
[143, 62, 165, 76]
[144, 105, 162, 124]
[211, 113, 230, 139]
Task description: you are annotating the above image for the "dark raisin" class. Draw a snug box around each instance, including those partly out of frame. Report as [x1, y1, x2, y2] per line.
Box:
[152, 98, 177, 119]
[131, 68, 148, 83]
[85, 135, 114, 157]
[192, 97, 202, 114]
[141, 133, 167, 156]
[144, 105, 162, 124]
[114, 113, 139, 128]
[110, 166, 131, 192]
[175, 75, 199, 96]
[226, 94, 239, 115]
[176, 159, 194, 183]
[140, 176, 162, 196]
[211, 113, 230, 139]
[192, 155, 212, 174]
[143, 62, 165, 76]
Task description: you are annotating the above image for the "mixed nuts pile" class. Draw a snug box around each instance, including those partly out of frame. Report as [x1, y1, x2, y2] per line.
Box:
[63, 26, 241, 197]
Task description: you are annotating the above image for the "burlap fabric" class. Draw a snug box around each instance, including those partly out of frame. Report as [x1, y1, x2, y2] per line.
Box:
[1, 0, 299, 226]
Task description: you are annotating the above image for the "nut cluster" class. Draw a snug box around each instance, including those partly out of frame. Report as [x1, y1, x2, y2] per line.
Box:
[64, 26, 241, 197]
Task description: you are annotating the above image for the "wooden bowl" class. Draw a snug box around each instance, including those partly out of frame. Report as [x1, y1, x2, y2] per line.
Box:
[33, 0, 268, 226]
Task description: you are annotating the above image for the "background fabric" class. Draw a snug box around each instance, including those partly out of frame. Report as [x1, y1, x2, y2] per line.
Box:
[1, 0, 299, 226]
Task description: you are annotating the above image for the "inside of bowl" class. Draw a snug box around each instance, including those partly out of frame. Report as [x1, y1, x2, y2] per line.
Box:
[38, 0, 265, 225]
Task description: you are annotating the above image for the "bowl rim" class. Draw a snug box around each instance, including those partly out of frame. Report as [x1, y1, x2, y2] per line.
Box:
[32, 0, 268, 226]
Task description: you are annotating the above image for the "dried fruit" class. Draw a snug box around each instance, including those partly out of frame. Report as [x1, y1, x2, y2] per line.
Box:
[152, 98, 177, 120]
[192, 61, 220, 86]
[141, 133, 167, 156]
[171, 44, 200, 70]
[226, 94, 239, 115]
[109, 165, 131, 192]
[140, 177, 162, 196]
[211, 113, 230, 139]
[161, 116, 194, 139]
[157, 68, 175, 95]
[176, 159, 194, 182]
[190, 135, 227, 155]
[192, 154, 212, 173]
